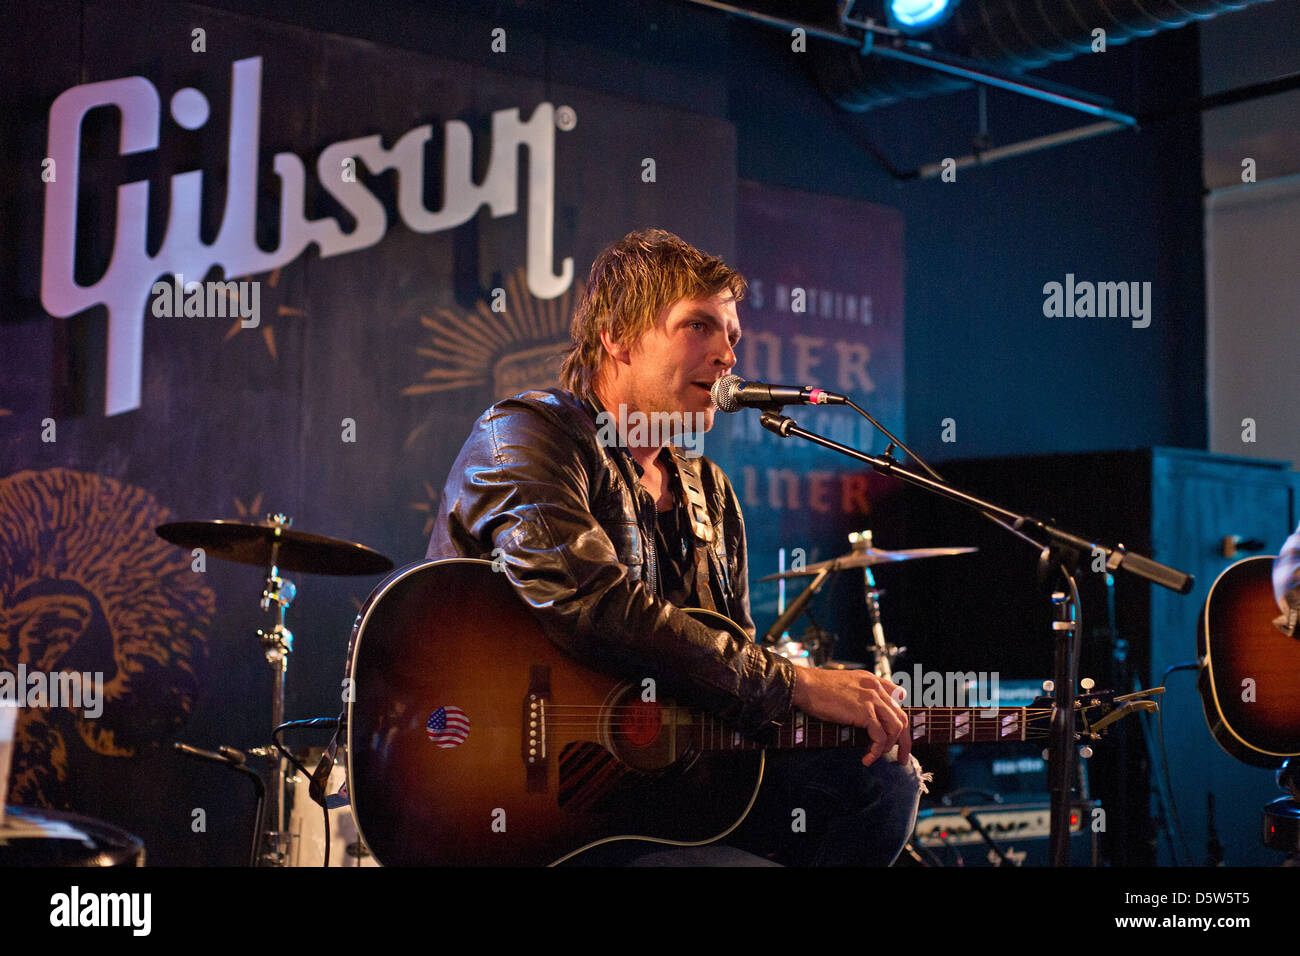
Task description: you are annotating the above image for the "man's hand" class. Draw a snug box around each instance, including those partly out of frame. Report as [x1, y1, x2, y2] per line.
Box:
[791, 666, 911, 767]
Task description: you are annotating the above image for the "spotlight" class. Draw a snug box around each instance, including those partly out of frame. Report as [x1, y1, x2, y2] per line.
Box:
[886, 0, 958, 34]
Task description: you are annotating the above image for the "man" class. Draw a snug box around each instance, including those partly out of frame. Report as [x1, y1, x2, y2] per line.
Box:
[428, 228, 924, 865]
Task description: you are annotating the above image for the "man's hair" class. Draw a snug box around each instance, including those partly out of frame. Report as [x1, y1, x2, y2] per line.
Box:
[559, 228, 747, 397]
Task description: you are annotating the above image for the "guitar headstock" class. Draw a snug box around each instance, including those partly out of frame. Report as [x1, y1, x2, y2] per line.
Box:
[1030, 684, 1163, 740]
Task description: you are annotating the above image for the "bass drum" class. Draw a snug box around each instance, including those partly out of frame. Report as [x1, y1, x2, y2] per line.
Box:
[288, 749, 380, 867]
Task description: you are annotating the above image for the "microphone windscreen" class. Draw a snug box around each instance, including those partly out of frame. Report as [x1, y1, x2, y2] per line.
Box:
[711, 374, 743, 413]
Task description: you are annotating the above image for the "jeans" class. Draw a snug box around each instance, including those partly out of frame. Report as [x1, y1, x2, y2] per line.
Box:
[568, 747, 927, 867]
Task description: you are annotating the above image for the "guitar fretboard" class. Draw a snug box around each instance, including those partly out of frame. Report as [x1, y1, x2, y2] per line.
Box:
[695, 706, 1038, 752]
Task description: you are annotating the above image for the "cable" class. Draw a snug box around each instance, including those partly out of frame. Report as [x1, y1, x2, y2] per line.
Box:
[271, 717, 341, 867]
[1153, 662, 1199, 866]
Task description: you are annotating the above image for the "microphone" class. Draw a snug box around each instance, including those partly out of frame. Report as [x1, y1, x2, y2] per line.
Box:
[710, 374, 847, 413]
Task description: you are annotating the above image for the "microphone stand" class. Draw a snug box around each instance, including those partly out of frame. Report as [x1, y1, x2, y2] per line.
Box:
[755, 407, 1193, 866]
[762, 566, 832, 646]
[175, 742, 267, 867]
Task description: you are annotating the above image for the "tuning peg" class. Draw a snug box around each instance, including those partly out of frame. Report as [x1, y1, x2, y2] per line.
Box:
[1042, 680, 1054, 693]
[1080, 677, 1095, 691]
[1042, 749, 1050, 761]
[1079, 745, 1093, 759]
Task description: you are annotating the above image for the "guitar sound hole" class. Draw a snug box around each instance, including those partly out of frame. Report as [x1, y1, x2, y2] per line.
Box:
[622, 700, 662, 748]
[604, 686, 680, 772]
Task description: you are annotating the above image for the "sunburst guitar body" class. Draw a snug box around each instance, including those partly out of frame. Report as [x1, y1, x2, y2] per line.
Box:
[346, 558, 1106, 866]
[1198, 556, 1300, 768]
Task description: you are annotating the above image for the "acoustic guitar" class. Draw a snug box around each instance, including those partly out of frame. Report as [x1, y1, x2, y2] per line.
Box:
[1198, 555, 1300, 768]
[345, 558, 1128, 866]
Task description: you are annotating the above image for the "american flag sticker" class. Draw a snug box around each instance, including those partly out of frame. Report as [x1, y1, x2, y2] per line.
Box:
[426, 705, 470, 749]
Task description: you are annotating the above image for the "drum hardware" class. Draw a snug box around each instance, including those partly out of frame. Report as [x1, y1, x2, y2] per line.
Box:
[770, 622, 836, 668]
[854, 531, 896, 679]
[344, 840, 373, 860]
[287, 746, 378, 867]
[155, 516, 394, 576]
[762, 566, 832, 662]
[769, 638, 814, 667]
[156, 514, 394, 866]
[756, 537, 977, 581]
[759, 530, 973, 676]
[259, 517, 295, 866]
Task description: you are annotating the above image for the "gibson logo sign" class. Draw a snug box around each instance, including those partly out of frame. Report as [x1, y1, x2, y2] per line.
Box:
[41, 56, 574, 415]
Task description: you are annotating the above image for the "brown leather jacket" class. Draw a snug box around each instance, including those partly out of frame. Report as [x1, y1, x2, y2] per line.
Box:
[426, 389, 795, 735]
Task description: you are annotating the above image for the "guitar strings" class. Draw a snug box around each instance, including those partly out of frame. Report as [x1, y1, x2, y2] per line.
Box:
[536, 706, 1058, 738]
[539, 708, 1056, 734]
[540, 706, 1059, 713]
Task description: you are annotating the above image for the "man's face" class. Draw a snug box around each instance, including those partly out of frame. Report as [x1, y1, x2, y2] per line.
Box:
[615, 291, 741, 432]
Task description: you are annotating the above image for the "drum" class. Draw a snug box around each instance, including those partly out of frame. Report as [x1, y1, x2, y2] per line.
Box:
[288, 750, 379, 867]
[771, 639, 813, 667]
[0, 806, 145, 866]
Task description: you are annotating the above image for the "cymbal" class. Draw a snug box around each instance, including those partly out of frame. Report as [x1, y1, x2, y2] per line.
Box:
[758, 546, 977, 582]
[156, 520, 395, 576]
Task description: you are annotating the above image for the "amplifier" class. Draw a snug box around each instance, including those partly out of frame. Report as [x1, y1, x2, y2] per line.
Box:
[906, 680, 1099, 865]
[909, 800, 1098, 867]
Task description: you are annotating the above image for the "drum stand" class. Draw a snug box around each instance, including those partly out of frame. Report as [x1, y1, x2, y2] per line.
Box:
[761, 529, 955, 671]
[155, 512, 393, 867]
[252, 514, 296, 867]
[848, 531, 903, 679]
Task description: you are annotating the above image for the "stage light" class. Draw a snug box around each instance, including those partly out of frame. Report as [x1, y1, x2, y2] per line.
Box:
[886, 0, 958, 34]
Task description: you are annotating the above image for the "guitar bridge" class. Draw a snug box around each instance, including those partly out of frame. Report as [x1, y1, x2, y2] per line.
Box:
[523, 665, 550, 792]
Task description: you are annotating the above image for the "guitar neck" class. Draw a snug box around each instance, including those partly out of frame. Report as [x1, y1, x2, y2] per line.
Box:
[694, 706, 1038, 753]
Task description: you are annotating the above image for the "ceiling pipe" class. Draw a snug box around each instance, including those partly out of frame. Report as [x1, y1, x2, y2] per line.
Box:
[686, 0, 1135, 123]
[683, 0, 1282, 178]
[817, 0, 1271, 111]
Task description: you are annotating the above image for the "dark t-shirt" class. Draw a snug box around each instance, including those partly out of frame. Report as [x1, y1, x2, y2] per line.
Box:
[654, 500, 698, 608]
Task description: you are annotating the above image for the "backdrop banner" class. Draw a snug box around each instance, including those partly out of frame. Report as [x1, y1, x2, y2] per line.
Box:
[0, 0, 740, 864]
[721, 180, 904, 643]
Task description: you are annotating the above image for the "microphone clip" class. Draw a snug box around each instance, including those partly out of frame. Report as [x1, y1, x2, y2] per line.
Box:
[759, 409, 797, 438]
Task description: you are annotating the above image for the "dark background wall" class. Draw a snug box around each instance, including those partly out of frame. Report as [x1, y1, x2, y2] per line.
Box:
[193, 0, 1208, 462]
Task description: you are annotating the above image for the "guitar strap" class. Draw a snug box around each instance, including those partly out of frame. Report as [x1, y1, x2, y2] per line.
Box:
[580, 394, 725, 615]
[672, 447, 719, 614]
